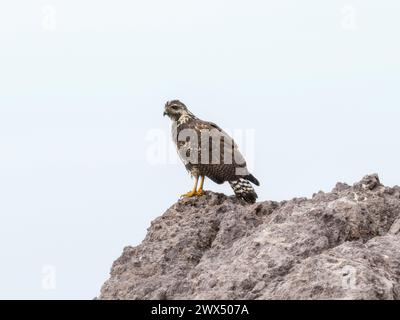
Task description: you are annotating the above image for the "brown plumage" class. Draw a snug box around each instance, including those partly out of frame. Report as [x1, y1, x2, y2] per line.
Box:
[164, 100, 260, 203]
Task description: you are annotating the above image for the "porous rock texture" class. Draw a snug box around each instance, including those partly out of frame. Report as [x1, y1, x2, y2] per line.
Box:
[99, 174, 400, 300]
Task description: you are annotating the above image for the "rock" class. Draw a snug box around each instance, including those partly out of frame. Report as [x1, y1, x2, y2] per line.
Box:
[98, 174, 400, 300]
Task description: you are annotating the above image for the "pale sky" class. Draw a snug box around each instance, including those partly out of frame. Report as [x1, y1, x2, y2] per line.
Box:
[0, 0, 399, 299]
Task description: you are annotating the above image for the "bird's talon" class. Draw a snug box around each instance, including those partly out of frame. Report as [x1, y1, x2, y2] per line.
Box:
[181, 191, 197, 198]
[180, 189, 205, 198]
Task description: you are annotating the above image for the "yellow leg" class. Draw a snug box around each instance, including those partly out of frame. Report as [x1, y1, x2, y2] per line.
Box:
[196, 176, 205, 196]
[181, 176, 199, 198]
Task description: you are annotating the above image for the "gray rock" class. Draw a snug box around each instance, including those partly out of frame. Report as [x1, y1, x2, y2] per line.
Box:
[98, 174, 400, 300]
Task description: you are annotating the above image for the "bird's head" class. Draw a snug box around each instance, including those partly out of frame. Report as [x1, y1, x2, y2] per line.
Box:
[163, 100, 190, 121]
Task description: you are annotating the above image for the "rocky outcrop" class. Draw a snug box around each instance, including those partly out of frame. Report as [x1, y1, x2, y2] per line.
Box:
[99, 174, 400, 300]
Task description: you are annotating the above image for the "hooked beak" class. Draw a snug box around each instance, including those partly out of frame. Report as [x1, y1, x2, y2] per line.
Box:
[163, 111, 167, 117]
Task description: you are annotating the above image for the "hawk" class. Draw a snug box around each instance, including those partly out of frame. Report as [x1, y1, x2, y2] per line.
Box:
[164, 100, 260, 204]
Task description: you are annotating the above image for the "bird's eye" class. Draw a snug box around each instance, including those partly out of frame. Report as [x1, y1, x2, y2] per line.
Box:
[171, 105, 179, 110]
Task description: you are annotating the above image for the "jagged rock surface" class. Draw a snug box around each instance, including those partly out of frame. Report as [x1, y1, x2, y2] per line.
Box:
[99, 174, 400, 300]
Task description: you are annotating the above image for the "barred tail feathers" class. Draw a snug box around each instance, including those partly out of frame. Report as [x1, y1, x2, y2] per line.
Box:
[229, 179, 258, 204]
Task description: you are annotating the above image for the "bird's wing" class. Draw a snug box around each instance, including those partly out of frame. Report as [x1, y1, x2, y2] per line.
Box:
[195, 120, 248, 173]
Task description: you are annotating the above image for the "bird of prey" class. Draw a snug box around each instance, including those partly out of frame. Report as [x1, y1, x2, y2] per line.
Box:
[163, 100, 260, 204]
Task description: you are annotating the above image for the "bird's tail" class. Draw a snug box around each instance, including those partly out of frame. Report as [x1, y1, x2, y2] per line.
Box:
[229, 179, 258, 204]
